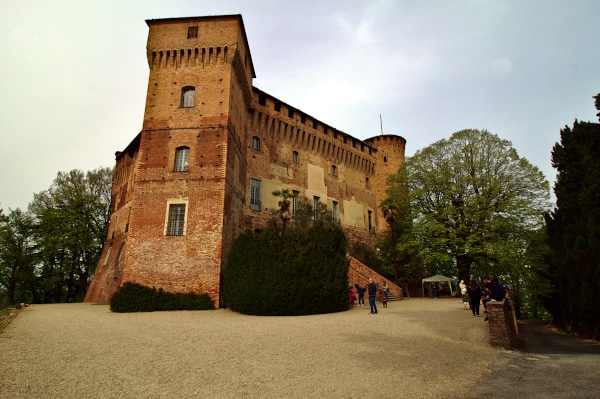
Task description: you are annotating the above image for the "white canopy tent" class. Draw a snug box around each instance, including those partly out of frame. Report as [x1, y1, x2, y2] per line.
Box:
[422, 275, 458, 297]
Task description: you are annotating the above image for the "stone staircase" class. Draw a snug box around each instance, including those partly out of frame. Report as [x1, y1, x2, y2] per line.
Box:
[347, 255, 403, 300]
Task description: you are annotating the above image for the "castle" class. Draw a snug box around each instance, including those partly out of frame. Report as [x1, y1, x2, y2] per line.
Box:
[84, 15, 406, 306]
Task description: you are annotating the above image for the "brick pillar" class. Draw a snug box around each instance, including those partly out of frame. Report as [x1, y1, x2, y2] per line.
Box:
[487, 300, 519, 349]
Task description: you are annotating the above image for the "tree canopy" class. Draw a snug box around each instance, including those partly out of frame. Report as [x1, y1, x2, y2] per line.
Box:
[397, 129, 550, 286]
[0, 167, 112, 305]
[544, 94, 600, 338]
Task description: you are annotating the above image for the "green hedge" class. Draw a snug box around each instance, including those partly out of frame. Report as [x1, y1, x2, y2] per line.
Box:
[110, 282, 214, 313]
[222, 219, 349, 316]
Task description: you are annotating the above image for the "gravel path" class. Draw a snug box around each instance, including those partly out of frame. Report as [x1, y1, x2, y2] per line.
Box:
[0, 298, 498, 399]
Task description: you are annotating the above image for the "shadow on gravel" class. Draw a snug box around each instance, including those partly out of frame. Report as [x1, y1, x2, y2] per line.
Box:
[472, 320, 600, 399]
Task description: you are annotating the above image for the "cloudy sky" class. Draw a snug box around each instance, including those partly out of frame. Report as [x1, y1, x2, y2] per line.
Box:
[1, 0, 598, 212]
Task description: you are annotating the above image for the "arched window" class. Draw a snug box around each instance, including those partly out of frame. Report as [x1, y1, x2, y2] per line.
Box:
[174, 147, 190, 172]
[181, 86, 195, 107]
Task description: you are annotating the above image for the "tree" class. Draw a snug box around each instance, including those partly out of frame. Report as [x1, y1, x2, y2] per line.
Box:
[544, 94, 600, 338]
[29, 168, 113, 302]
[0, 208, 36, 305]
[377, 166, 424, 296]
[223, 195, 349, 315]
[398, 129, 550, 292]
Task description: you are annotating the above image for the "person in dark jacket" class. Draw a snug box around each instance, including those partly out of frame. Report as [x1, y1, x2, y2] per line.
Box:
[367, 279, 378, 314]
[467, 280, 483, 316]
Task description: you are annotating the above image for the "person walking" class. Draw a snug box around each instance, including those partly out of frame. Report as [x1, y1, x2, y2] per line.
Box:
[367, 278, 378, 314]
[467, 280, 483, 316]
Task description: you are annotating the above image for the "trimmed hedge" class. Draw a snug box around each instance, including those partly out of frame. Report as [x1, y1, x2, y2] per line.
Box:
[110, 282, 214, 313]
[223, 219, 349, 316]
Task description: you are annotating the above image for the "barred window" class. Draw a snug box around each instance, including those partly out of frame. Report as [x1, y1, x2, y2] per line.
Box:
[250, 179, 261, 211]
[166, 204, 186, 236]
[174, 147, 189, 172]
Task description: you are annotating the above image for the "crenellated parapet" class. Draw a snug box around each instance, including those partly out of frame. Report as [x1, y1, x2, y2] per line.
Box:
[249, 87, 377, 175]
[147, 44, 234, 70]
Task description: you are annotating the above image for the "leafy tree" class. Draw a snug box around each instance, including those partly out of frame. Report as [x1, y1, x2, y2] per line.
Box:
[0, 208, 36, 305]
[397, 129, 550, 298]
[545, 95, 600, 338]
[29, 168, 112, 302]
[377, 166, 424, 296]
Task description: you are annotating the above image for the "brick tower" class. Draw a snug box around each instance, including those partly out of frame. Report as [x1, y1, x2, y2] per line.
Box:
[364, 135, 407, 231]
[85, 15, 255, 304]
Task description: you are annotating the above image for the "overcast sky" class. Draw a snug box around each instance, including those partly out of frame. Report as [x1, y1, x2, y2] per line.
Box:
[1, 0, 598, 212]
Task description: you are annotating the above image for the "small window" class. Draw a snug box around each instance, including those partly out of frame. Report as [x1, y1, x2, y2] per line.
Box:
[292, 151, 299, 164]
[187, 27, 198, 39]
[368, 210, 373, 233]
[252, 137, 260, 151]
[313, 196, 320, 220]
[331, 165, 337, 177]
[181, 86, 195, 108]
[250, 179, 261, 211]
[332, 201, 339, 223]
[292, 190, 299, 216]
[166, 204, 186, 236]
[365, 177, 370, 188]
[174, 147, 189, 172]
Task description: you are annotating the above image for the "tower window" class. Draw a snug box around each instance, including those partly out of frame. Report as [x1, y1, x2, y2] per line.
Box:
[174, 147, 189, 172]
[166, 204, 186, 236]
[368, 210, 373, 233]
[252, 137, 260, 151]
[250, 179, 261, 211]
[187, 27, 198, 39]
[293, 151, 299, 164]
[365, 177, 370, 188]
[181, 86, 195, 108]
[331, 165, 337, 177]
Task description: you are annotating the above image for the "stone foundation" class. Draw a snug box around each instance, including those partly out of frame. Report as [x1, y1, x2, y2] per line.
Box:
[487, 299, 519, 349]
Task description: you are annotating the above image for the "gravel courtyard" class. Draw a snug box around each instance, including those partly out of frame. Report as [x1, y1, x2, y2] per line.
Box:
[0, 298, 498, 399]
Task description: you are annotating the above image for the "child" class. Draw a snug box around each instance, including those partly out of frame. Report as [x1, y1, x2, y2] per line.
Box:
[382, 292, 388, 308]
[349, 286, 356, 307]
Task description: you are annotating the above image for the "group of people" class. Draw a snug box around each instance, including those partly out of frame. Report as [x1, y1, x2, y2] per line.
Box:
[349, 279, 389, 314]
[460, 277, 508, 321]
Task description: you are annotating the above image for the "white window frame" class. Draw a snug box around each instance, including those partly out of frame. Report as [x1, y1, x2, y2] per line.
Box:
[165, 200, 188, 236]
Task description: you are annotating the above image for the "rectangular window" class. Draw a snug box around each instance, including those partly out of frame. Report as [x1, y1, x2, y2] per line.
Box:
[332, 201, 339, 223]
[368, 210, 373, 233]
[250, 179, 261, 211]
[313, 196, 320, 220]
[166, 204, 186, 236]
[292, 190, 299, 216]
[293, 151, 298, 164]
[365, 177, 370, 188]
[181, 86, 195, 108]
[187, 26, 198, 39]
[252, 137, 260, 151]
[174, 147, 189, 172]
[331, 165, 337, 177]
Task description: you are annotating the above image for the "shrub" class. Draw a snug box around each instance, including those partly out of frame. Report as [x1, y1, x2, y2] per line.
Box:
[110, 282, 214, 313]
[223, 217, 349, 316]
